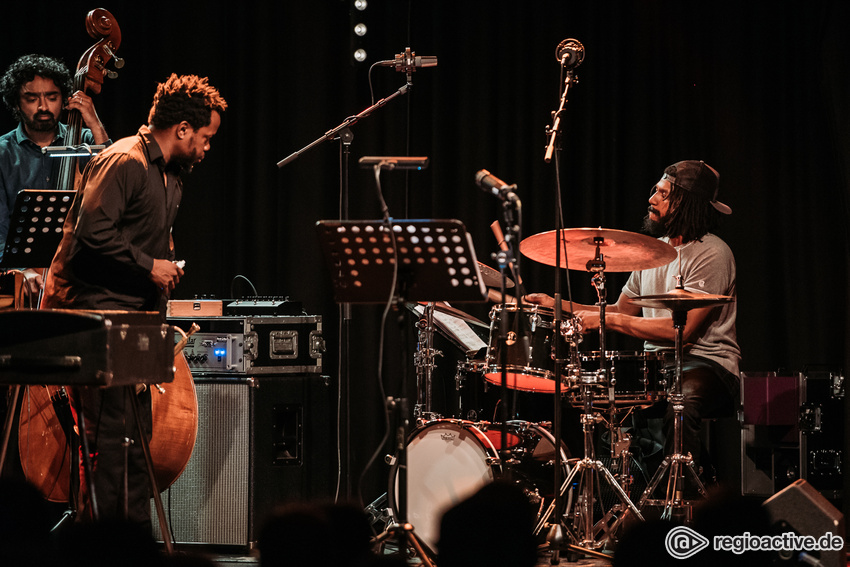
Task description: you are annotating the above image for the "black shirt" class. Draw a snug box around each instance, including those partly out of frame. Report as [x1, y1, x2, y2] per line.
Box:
[42, 126, 181, 311]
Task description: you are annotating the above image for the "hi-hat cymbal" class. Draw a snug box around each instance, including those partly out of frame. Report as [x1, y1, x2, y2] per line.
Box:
[478, 261, 515, 288]
[520, 227, 677, 272]
[630, 288, 734, 311]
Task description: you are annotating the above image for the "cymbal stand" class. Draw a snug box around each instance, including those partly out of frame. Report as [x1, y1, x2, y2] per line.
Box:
[534, 373, 644, 546]
[637, 304, 706, 522]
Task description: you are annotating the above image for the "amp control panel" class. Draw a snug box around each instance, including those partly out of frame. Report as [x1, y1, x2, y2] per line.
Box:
[182, 333, 247, 374]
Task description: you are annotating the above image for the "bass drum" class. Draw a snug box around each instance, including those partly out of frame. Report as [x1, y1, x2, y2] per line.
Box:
[390, 419, 570, 552]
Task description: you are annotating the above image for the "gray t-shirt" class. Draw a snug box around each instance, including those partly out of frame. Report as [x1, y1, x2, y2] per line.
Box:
[623, 233, 740, 376]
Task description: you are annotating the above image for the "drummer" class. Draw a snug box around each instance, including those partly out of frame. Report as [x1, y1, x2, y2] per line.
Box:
[525, 160, 740, 484]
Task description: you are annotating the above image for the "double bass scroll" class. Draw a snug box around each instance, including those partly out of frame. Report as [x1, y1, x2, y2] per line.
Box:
[55, 8, 123, 193]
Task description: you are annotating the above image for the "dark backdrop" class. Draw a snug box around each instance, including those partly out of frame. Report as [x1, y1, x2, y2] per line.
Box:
[4, 1, 848, 506]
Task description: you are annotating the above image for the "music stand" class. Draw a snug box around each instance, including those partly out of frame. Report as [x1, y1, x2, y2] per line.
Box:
[316, 219, 489, 304]
[0, 189, 74, 270]
[317, 218, 487, 565]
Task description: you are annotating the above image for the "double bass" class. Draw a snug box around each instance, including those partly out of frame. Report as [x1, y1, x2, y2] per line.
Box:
[17, 9, 199, 504]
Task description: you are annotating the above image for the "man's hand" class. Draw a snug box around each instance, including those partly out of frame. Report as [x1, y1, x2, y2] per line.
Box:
[523, 293, 555, 308]
[66, 91, 109, 144]
[149, 259, 184, 294]
[574, 309, 599, 333]
[22, 268, 43, 294]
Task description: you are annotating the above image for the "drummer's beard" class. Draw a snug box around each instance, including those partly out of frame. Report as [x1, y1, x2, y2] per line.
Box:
[642, 208, 667, 237]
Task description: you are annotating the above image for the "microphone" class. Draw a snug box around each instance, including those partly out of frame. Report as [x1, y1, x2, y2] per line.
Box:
[359, 156, 429, 170]
[555, 38, 585, 69]
[378, 47, 438, 72]
[475, 169, 517, 201]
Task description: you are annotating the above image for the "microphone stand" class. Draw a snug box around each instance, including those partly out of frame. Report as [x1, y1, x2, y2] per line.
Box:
[542, 47, 583, 564]
[544, 68, 579, 164]
[494, 190, 522, 477]
[542, 61, 574, 563]
[276, 81, 411, 169]
[276, 79, 412, 500]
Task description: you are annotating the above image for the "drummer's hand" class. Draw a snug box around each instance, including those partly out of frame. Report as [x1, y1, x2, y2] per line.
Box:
[575, 309, 599, 333]
[523, 293, 554, 308]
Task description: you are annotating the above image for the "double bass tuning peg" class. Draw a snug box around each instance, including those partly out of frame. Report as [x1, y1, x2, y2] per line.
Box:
[107, 56, 124, 79]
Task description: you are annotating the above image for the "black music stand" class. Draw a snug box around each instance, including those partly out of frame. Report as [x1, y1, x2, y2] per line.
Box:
[316, 219, 488, 304]
[0, 189, 75, 270]
[317, 218, 487, 565]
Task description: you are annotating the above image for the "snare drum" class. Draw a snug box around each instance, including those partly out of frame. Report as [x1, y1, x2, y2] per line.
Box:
[484, 304, 565, 393]
[391, 419, 571, 551]
[570, 351, 667, 407]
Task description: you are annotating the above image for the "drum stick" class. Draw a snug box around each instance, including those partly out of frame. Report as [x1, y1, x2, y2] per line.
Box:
[487, 288, 517, 304]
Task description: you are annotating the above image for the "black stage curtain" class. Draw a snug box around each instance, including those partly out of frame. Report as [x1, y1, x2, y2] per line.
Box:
[3, 1, 848, 505]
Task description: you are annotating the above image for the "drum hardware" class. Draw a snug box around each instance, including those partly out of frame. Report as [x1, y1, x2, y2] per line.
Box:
[453, 359, 488, 421]
[533, 370, 645, 549]
[413, 302, 442, 420]
[632, 282, 734, 522]
[522, 230, 671, 554]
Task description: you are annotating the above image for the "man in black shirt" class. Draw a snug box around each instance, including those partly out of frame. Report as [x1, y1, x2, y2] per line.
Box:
[42, 74, 227, 527]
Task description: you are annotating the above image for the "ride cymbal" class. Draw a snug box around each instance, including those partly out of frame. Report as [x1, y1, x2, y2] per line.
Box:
[520, 227, 677, 272]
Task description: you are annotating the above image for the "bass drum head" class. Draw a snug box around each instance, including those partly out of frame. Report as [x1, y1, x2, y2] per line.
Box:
[392, 420, 499, 551]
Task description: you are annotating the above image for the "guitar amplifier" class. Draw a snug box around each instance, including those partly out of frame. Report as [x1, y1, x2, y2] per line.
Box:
[168, 315, 325, 375]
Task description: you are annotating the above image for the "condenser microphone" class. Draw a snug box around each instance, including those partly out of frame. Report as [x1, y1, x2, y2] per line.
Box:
[555, 38, 585, 69]
[378, 48, 438, 72]
[475, 169, 517, 201]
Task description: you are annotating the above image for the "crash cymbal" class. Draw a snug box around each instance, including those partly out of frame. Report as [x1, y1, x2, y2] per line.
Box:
[630, 288, 734, 311]
[477, 261, 515, 288]
[520, 227, 677, 272]
[413, 301, 489, 328]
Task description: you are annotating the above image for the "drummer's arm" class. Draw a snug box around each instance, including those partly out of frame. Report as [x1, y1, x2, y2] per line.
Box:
[598, 295, 715, 344]
[525, 290, 707, 342]
[523, 292, 596, 313]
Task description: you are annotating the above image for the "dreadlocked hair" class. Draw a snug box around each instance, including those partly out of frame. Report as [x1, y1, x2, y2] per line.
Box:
[148, 74, 227, 131]
[663, 184, 723, 243]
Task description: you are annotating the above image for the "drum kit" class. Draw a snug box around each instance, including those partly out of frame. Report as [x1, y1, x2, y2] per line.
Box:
[385, 225, 733, 559]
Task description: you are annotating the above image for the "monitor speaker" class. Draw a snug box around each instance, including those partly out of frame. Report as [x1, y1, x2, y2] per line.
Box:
[762, 479, 845, 567]
[153, 374, 332, 547]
